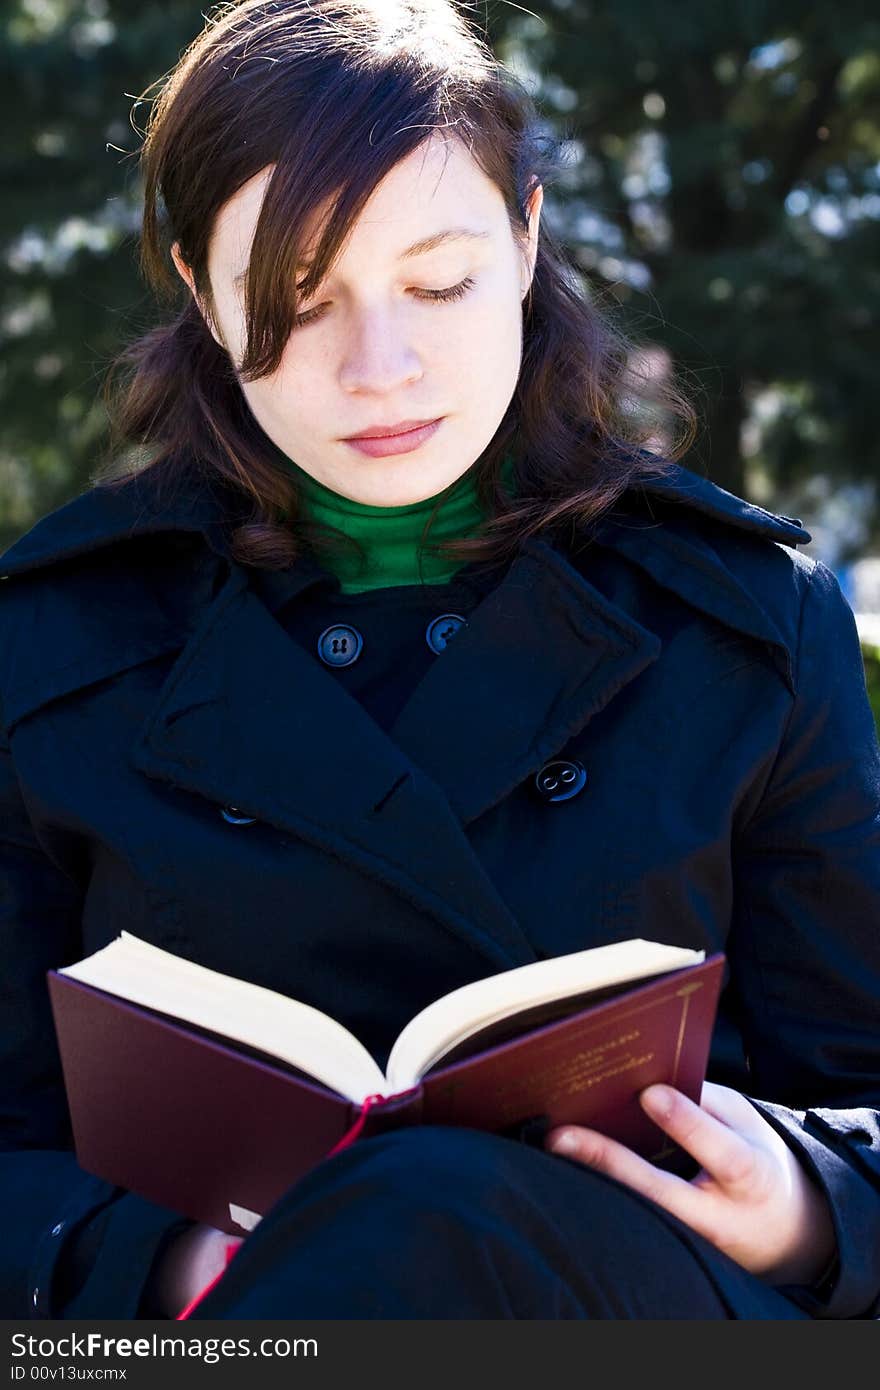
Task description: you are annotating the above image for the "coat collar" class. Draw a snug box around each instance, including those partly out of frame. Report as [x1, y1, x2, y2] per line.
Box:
[0, 458, 811, 975]
[0, 455, 811, 709]
[0, 454, 811, 580]
[0, 453, 812, 739]
[0, 462, 246, 580]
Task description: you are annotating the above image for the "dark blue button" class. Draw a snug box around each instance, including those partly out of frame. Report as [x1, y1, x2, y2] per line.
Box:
[317, 624, 363, 667]
[426, 613, 468, 654]
[221, 805, 258, 825]
[533, 759, 587, 803]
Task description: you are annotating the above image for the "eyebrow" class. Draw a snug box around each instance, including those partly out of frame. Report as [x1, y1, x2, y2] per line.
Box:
[233, 227, 491, 286]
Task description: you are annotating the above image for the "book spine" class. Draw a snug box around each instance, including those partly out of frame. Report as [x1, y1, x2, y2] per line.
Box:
[344, 1086, 424, 1145]
[326, 1092, 390, 1158]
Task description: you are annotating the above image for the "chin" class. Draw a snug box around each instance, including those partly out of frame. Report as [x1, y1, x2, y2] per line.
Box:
[365, 462, 473, 505]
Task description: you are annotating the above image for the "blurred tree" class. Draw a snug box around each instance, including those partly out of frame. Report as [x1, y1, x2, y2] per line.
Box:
[1, 0, 879, 557]
[485, 1, 880, 555]
[0, 0, 206, 546]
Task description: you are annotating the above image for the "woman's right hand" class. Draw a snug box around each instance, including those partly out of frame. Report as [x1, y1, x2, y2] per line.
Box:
[149, 1222, 244, 1317]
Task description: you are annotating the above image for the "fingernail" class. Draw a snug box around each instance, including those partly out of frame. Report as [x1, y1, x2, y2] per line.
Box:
[641, 1085, 673, 1119]
[549, 1130, 577, 1155]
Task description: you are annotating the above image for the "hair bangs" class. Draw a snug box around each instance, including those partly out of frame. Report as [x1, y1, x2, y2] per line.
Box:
[237, 67, 466, 380]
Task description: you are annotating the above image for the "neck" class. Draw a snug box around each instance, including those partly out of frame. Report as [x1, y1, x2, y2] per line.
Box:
[274, 447, 517, 594]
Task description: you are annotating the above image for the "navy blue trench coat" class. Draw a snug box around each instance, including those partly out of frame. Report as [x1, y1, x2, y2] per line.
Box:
[0, 456, 879, 1320]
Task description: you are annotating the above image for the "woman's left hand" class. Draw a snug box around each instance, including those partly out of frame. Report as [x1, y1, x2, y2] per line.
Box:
[544, 1080, 837, 1287]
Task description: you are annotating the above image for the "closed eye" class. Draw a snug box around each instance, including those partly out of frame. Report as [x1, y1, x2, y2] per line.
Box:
[293, 275, 476, 327]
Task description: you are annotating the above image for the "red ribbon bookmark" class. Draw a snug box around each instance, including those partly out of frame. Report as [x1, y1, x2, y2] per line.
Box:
[324, 1091, 389, 1156]
[175, 1240, 241, 1321]
[175, 1092, 389, 1320]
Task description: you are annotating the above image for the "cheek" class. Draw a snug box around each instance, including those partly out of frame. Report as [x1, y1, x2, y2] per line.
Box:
[223, 317, 329, 450]
[455, 295, 523, 396]
[253, 331, 321, 398]
[437, 289, 523, 374]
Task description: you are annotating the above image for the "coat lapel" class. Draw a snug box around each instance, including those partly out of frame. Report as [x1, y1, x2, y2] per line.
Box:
[588, 488, 809, 696]
[389, 536, 662, 823]
[126, 537, 661, 972]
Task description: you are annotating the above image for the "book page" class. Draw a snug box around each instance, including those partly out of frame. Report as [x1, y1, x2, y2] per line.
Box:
[418, 972, 667, 1073]
[58, 931, 387, 1102]
[385, 939, 705, 1092]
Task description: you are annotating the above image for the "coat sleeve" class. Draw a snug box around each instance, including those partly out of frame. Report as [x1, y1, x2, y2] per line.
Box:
[728, 557, 880, 1320]
[0, 726, 196, 1319]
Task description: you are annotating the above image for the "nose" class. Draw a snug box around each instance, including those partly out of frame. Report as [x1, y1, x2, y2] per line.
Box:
[339, 307, 423, 396]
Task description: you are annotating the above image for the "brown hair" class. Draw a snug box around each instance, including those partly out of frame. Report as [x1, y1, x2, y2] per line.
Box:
[97, 0, 697, 574]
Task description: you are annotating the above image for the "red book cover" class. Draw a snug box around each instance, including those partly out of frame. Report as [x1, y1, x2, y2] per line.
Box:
[47, 953, 724, 1236]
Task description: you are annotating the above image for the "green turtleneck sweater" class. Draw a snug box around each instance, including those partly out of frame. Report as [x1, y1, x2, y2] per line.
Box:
[280, 452, 517, 594]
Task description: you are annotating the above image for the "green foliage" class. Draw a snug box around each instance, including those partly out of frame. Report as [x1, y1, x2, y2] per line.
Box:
[1, 0, 208, 547]
[488, 2, 880, 508]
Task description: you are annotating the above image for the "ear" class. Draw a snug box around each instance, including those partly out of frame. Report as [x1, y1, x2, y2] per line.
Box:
[170, 241, 196, 295]
[521, 181, 543, 298]
[170, 241, 224, 349]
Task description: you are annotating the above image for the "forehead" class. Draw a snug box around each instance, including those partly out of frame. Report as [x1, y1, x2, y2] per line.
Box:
[209, 135, 504, 269]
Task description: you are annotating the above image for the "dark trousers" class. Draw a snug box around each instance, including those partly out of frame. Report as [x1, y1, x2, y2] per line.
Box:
[187, 1125, 811, 1319]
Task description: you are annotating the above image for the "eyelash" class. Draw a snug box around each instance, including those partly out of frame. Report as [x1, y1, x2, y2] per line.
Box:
[293, 275, 476, 327]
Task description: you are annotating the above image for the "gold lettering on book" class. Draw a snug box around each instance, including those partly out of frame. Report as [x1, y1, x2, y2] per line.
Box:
[566, 1051, 655, 1093]
[490, 1048, 657, 1122]
[490, 1029, 642, 1100]
[557, 1032, 644, 1094]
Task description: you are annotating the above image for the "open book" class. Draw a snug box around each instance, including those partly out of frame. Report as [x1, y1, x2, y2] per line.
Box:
[48, 932, 724, 1235]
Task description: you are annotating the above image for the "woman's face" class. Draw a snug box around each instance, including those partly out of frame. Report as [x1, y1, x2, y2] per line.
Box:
[172, 134, 542, 506]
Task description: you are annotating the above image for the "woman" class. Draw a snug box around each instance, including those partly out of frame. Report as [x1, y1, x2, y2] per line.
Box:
[1, 0, 878, 1321]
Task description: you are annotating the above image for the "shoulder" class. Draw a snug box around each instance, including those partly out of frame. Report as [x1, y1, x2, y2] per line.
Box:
[0, 458, 239, 581]
[0, 467, 232, 738]
[0, 458, 241, 637]
[592, 455, 812, 560]
[570, 456, 825, 696]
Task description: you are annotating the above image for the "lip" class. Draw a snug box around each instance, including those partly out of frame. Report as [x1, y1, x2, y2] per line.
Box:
[342, 417, 444, 458]
[344, 418, 441, 440]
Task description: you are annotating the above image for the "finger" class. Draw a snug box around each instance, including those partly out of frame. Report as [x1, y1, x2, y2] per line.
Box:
[698, 1080, 769, 1137]
[545, 1122, 709, 1234]
[639, 1085, 759, 1194]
